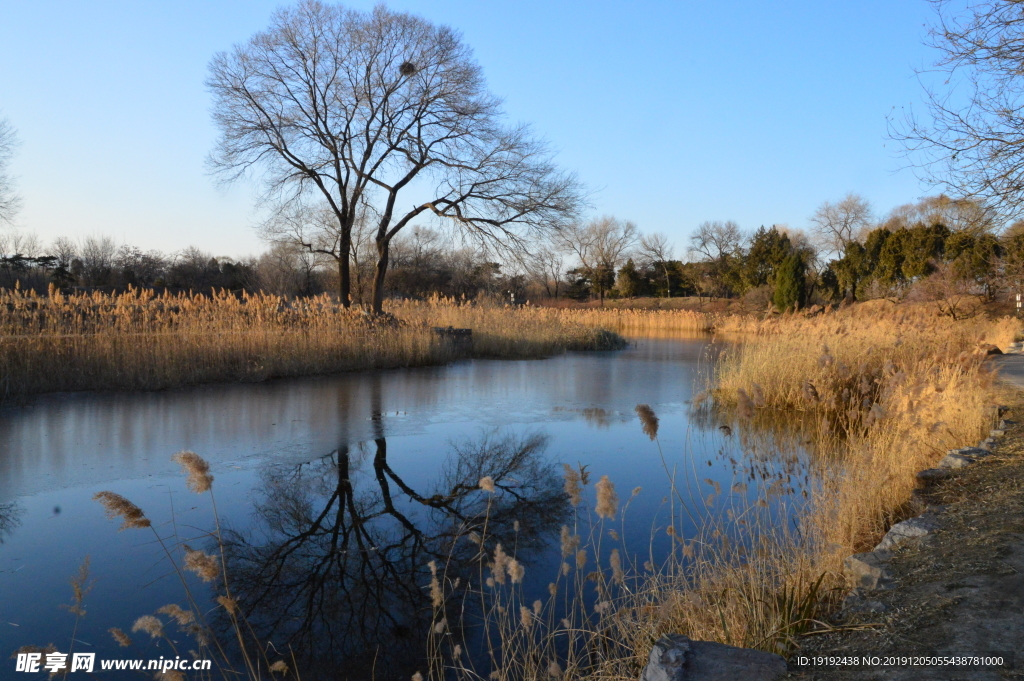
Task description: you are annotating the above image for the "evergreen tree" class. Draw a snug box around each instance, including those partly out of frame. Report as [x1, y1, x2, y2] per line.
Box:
[616, 259, 643, 298]
[742, 226, 792, 292]
[773, 252, 807, 311]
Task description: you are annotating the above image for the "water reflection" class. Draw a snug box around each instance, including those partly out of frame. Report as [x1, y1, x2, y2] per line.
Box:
[221, 430, 567, 678]
[0, 502, 21, 546]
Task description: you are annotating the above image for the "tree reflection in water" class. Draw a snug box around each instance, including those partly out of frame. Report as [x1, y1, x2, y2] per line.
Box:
[0, 502, 21, 546]
[221, 429, 568, 679]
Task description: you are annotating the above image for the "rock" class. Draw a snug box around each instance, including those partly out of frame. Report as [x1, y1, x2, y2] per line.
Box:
[874, 515, 939, 551]
[909, 490, 948, 514]
[990, 429, 1006, 438]
[640, 634, 787, 681]
[939, 452, 976, 469]
[916, 468, 955, 484]
[843, 551, 893, 591]
[1005, 342, 1024, 354]
[956, 446, 991, 458]
[841, 589, 887, 615]
[979, 343, 1003, 355]
[981, 437, 997, 448]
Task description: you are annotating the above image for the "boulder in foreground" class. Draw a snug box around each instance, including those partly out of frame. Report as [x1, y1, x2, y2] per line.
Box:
[640, 633, 787, 681]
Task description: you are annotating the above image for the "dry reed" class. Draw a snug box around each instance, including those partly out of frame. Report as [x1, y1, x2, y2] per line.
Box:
[0, 288, 624, 399]
[551, 307, 717, 337]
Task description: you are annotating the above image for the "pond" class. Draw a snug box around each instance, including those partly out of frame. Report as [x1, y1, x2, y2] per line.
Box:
[0, 337, 809, 678]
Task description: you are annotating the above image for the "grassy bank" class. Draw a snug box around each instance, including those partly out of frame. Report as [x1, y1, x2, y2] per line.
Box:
[0, 288, 624, 399]
[426, 303, 1019, 681]
[554, 307, 717, 336]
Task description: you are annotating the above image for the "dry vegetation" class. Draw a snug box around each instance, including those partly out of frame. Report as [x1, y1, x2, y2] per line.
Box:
[424, 302, 1020, 681]
[554, 307, 717, 336]
[0, 287, 624, 399]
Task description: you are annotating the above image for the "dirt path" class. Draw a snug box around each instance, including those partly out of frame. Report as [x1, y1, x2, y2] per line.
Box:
[789, 371, 1024, 681]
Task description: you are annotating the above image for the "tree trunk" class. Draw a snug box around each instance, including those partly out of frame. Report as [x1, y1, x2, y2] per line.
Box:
[339, 231, 352, 307]
[371, 238, 390, 315]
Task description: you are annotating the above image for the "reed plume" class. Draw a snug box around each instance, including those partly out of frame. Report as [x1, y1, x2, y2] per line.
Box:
[561, 464, 583, 505]
[157, 603, 194, 626]
[93, 491, 151, 530]
[172, 451, 213, 493]
[216, 595, 238, 614]
[109, 627, 132, 647]
[635, 404, 659, 440]
[595, 475, 618, 520]
[131, 615, 164, 639]
[182, 545, 220, 583]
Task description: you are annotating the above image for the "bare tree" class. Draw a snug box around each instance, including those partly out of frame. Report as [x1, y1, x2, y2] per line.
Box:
[689, 220, 742, 263]
[50, 237, 78, 269]
[0, 118, 20, 224]
[638, 232, 674, 297]
[0, 230, 41, 259]
[892, 1, 1024, 215]
[558, 216, 638, 302]
[208, 1, 580, 313]
[688, 220, 742, 299]
[79, 235, 117, 286]
[525, 245, 566, 299]
[809, 194, 873, 255]
[261, 199, 377, 302]
[881, 194, 996, 233]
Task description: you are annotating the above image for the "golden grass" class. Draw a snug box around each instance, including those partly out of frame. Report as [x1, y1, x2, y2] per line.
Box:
[0, 288, 624, 398]
[549, 307, 717, 336]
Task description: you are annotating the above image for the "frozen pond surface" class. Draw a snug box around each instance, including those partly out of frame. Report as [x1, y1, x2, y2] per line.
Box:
[0, 337, 807, 678]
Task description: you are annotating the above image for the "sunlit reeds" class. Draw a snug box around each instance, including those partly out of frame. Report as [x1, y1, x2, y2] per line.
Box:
[0, 287, 624, 398]
[549, 307, 717, 337]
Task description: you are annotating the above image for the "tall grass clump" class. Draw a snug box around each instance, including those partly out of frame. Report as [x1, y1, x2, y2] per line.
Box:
[0, 288, 625, 399]
[715, 303, 1015, 550]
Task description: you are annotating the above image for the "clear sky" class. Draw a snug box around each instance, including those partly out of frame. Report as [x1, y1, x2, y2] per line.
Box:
[0, 0, 950, 258]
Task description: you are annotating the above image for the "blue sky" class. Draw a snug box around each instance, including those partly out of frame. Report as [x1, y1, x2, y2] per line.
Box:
[0, 0, 948, 257]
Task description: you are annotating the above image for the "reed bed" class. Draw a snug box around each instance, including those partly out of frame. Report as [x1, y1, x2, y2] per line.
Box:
[427, 304, 1020, 681]
[0, 288, 624, 398]
[715, 302, 1016, 551]
[392, 296, 627, 357]
[552, 307, 717, 336]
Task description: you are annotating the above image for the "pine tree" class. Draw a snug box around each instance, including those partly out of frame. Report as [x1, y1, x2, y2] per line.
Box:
[773, 252, 807, 311]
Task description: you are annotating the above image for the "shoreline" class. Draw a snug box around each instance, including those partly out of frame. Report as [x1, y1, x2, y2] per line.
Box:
[790, 381, 1024, 679]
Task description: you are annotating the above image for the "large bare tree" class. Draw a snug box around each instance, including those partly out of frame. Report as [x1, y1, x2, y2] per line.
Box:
[0, 118, 20, 225]
[893, 1, 1024, 215]
[207, 1, 580, 312]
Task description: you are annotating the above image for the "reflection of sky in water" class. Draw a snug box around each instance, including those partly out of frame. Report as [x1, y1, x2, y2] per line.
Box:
[0, 338, 810, 674]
